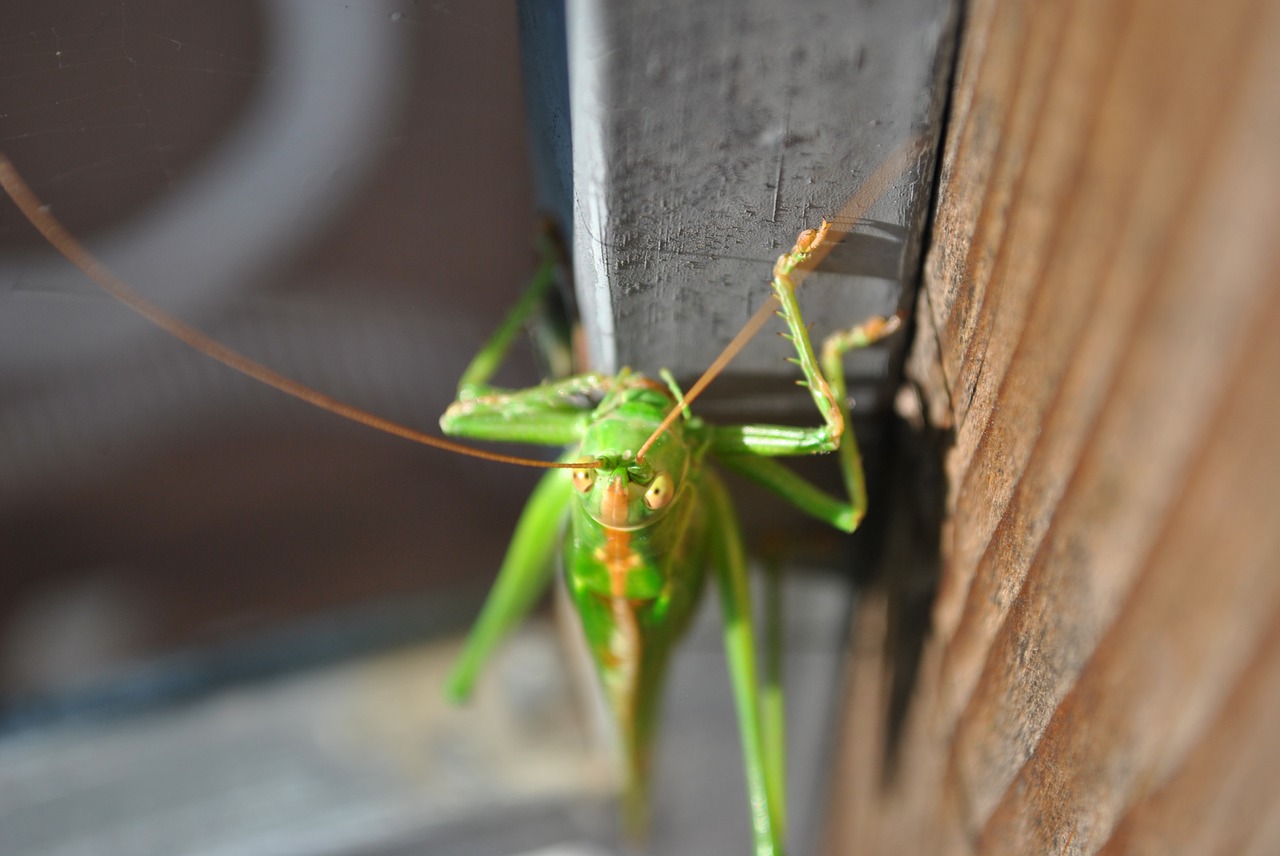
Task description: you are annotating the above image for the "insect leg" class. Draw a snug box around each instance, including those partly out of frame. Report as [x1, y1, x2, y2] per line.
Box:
[762, 559, 787, 828]
[440, 373, 610, 445]
[816, 313, 901, 530]
[710, 310, 896, 532]
[706, 472, 786, 856]
[711, 309, 895, 532]
[709, 222, 900, 532]
[768, 221, 902, 455]
[444, 462, 574, 701]
[455, 226, 567, 398]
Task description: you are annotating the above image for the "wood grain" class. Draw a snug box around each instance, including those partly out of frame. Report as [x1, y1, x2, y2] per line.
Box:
[827, 0, 1280, 852]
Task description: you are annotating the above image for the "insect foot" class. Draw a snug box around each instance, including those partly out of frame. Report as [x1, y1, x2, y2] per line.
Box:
[772, 220, 833, 283]
[820, 312, 904, 364]
[794, 218, 833, 255]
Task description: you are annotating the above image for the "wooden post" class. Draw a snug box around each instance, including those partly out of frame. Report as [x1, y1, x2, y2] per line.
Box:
[826, 0, 1280, 852]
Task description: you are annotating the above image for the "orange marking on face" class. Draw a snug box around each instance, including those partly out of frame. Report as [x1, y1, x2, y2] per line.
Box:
[594, 476, 644, 715]
[600, 476, 630, 529]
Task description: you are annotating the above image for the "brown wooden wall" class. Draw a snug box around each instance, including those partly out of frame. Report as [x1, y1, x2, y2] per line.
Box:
[826, 0, 1280, 852]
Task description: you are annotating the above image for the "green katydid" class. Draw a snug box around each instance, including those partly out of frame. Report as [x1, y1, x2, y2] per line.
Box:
[0, 150, 901, 856]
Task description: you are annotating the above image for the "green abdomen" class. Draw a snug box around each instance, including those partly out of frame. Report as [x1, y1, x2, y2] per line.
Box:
[562, 479, 712, 812]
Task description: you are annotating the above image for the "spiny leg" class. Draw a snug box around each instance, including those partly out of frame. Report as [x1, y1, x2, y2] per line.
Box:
[818, 310, 901, 531]
[770, 221, 902, 460]
[711, 221, 900, 531]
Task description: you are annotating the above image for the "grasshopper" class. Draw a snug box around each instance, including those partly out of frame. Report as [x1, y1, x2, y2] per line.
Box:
[1, 152, 899, 856]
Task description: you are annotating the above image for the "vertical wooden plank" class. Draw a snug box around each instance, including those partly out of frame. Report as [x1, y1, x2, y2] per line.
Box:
[947, 0, 1276, 828]
[827, 0, 1280, 852]
[934, 0, 1126, 644]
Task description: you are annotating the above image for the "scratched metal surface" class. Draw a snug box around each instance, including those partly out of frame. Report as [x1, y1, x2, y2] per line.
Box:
[564, 0, 958, 418]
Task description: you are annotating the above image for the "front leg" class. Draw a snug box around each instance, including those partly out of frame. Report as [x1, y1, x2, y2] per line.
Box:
[441, 221, 612, 446]
[767, 221, 902, 452]
[711, 223, 901, 532]
[440, 374, 611, 446]
[455, 224, 568, 399]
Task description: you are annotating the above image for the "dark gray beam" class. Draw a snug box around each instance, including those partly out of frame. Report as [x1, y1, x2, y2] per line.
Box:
[565, 0, 958, 418]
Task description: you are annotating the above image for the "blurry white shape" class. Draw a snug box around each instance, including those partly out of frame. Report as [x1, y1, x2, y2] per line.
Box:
[2, 574, 147, 696]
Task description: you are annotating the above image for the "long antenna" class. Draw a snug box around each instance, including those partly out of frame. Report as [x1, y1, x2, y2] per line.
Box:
[635, 136, 923, 463]
[0, 152, 598, 471]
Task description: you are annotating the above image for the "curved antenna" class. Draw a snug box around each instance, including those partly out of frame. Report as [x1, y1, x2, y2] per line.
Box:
[0, 152, 598, 471]
[635, 135, 924, 463]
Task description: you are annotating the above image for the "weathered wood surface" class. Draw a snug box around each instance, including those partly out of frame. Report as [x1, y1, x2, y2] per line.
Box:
[826, 0, 1280, 852]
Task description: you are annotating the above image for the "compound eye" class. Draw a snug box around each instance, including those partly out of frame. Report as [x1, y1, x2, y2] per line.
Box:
[644, 472, 674, 510]
[571, 467, 596, 493]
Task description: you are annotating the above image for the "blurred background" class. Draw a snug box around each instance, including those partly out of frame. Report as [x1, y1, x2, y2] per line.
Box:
[0, 0, 543, 708]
